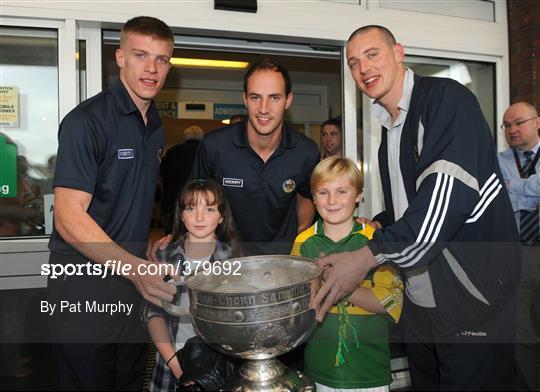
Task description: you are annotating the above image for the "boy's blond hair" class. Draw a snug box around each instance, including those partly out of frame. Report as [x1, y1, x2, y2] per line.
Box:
[310, 157, 363, 194]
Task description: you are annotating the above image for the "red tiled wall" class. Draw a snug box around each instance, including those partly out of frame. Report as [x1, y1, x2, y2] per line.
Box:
[508, 0, 540, 107]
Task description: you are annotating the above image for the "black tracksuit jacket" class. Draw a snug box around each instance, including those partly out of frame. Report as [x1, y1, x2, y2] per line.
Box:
[367, 74, 521, 333]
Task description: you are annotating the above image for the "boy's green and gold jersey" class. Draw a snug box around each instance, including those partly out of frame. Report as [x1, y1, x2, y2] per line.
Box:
[292, 219, 403, 389]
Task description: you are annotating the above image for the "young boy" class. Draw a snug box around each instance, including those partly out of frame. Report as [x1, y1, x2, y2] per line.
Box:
[292, 157, 403, 392]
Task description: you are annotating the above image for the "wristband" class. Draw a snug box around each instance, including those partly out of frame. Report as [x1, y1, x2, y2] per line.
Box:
[166, 353, 177, 366]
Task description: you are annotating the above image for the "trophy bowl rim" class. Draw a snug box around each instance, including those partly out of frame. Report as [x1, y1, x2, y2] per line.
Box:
[185, 254, 321, 296]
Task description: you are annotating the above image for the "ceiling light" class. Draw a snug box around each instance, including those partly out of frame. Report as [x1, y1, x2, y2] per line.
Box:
[170, 58, 249, 69]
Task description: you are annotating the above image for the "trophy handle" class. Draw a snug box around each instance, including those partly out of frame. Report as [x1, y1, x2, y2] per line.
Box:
[161, 277, 190, 317]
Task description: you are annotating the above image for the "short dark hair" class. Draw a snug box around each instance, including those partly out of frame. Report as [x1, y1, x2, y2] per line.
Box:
[347, 25, 396, 47]
[321, 119, 342, 133]
[121, 16, 174, 47]
[243, 58, 292, 96]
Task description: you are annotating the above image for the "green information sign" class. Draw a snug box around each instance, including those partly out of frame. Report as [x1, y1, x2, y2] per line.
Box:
[0, 135, 17, 198]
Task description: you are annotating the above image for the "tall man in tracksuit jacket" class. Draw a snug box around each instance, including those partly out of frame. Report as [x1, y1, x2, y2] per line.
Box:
[313, 25, 521, 390]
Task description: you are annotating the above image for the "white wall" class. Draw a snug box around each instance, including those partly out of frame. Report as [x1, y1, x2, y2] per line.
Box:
[2, 1, 508, 56]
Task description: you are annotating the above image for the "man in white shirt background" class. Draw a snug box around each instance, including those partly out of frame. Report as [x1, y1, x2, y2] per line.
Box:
[498, 101, 540, 391]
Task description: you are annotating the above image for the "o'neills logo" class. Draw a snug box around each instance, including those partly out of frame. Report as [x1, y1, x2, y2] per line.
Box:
[223, 178, 243, 187]
[460, 330, 487, 337]
[282, 179, 296, 193]
[117, 149, 134, 159]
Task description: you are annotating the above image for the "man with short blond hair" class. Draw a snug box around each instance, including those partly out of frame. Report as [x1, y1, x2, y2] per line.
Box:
[498, 101, 540, 391]
[48, 16, 176, 390]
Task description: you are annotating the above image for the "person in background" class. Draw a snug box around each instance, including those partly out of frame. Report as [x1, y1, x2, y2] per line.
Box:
[292, 157, 402, 392]
[143, 179, 240, 391]
[320, 119, 343, 159]
[161, 125, 205, 233]
[43, 155, 57, 195]
[498, 101, 540, 391]
[47, 16, 176, 390]
[313, 25, 520, 391]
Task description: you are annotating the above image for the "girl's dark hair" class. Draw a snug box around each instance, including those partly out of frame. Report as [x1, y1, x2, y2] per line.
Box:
[171, 178, 242, 257]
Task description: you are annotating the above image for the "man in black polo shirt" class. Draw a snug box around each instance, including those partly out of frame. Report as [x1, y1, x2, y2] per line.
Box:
[196, 59, 319, 255]
[47, 16, 176, 390]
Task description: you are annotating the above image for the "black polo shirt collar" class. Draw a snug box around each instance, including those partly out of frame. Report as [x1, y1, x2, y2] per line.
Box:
[111, 79, 138, 115]
[110, 79, 161, 133]
[232, 119, 297, 156]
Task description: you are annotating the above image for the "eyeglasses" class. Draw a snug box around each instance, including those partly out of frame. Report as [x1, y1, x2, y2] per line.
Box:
[500, 117, 537, 131]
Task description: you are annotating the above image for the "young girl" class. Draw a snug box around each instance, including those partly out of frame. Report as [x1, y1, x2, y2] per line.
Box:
[142, 178, 241, 392]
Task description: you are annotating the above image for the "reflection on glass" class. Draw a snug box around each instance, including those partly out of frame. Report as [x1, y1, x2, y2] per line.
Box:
[0, 27, 59, 237]
[404, 57, 495, 133]
[77, 39, 87, 103]
[356, 56, 496, 180]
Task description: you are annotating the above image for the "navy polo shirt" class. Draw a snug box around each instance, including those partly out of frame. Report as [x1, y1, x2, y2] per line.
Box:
[191, 120, 320, 255]
[48, 79, 164, 257]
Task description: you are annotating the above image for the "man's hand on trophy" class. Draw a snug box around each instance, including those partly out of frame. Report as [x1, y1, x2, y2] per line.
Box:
[311, 246, 378, 322]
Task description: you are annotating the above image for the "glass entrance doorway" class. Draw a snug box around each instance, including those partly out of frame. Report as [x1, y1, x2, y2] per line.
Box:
[101, 31, 343, 237]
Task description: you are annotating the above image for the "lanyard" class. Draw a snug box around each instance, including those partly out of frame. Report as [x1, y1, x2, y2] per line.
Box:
[512, 148, 540, 178]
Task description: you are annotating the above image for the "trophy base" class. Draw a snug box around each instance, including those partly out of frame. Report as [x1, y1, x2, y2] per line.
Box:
[230, 358, 315, 392]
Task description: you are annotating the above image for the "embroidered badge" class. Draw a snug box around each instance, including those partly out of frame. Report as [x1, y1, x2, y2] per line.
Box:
[223, 178, 243, 187]
[117, 149, 134, 159]
[282, 179, 296, 193]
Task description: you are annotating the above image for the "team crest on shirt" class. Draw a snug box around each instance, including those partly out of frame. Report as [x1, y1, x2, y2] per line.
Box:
[282, 179, 296, 193]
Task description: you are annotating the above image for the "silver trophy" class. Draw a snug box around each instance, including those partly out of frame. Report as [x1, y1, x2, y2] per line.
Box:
[163, 255, 322, 391]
